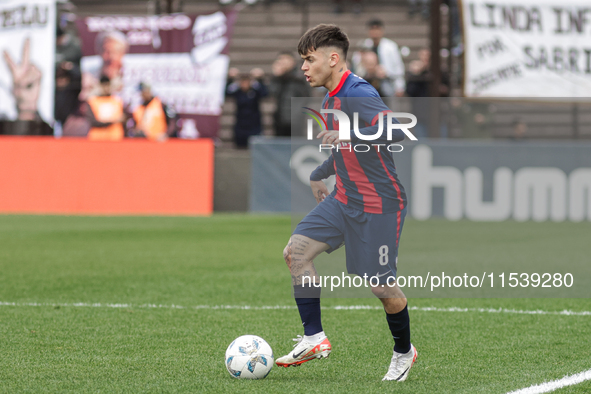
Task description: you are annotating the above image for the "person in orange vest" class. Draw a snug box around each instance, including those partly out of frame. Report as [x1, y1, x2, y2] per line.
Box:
[130, 82, 176, 141]
[85, 76, 126, 141]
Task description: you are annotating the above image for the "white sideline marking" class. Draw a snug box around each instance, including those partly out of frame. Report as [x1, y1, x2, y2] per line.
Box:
[0, 301, 590, 316]
[506, 368, 591, 394]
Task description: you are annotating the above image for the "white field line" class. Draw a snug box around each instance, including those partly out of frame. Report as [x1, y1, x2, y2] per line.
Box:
[0, 301, 590, 316]
[506, 368, 591, 394]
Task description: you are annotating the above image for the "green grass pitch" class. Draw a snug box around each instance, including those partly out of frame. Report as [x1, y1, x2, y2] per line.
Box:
[0, 214, 590, 393]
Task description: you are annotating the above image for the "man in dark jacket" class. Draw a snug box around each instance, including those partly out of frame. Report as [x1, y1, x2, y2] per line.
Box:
[269, 52, 310, 137]
[226, 68, 268, 148]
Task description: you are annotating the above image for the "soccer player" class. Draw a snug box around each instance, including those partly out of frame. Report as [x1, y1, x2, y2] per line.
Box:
[275, 24, 417, 382]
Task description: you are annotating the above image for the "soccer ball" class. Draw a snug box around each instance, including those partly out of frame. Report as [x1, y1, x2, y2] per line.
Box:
[225, 335, 274, 379]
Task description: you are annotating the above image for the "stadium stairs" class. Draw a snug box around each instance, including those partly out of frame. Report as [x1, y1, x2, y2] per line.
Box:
[219, 1, 429, 143]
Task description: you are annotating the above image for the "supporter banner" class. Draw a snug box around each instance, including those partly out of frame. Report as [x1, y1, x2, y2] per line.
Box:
[251, 138, 591, 222]
[76, 10, 237, 139]
[462, 0, 591, 97]
[0, 0, 55, 124]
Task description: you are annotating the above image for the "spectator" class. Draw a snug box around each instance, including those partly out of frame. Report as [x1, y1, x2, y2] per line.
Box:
[333, 0, 362, 14]
[355, 49, 394, 97]
[55, 62, 81, 126]
[226, 67, 268, 149]
[55, 25, 81, 71]
[360, 19, 406, 97]
[269, 52, 310, 137]
[405, 49, 450, 137]
[55, 26, 82, 126]
[405, 58, 430, 138]
[61, 100, 90, 137]
[408, 0, 430, 19]
[458, 104, 491, 138]
[406, 49, 449, 97]
[85, 76, 126, 141]
[510, 118, 527, 140]
[130, 82, 177, 141]
[405, 58, 430, 98]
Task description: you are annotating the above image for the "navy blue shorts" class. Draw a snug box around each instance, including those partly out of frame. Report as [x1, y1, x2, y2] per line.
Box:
[293, 194, 407, 284]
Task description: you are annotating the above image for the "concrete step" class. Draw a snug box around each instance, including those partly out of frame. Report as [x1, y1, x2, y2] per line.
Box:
[227, 40, 427, 67]
[234, 10, 418, 25]
[230, 28, 428, 48]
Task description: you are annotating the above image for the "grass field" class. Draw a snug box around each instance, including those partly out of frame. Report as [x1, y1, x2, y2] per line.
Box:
[0, 214, 590, 393]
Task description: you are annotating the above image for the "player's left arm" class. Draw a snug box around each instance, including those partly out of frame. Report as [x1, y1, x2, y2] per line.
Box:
[309, 155, 335, 203]
[310, 155, 335, 181]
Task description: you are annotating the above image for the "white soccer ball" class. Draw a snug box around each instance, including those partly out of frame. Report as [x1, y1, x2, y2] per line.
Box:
[225, 335, 274, 379]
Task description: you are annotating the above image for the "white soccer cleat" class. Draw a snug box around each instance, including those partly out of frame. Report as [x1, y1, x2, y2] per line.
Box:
[382, 344, 417, 381]
[275, 335, 332, 367]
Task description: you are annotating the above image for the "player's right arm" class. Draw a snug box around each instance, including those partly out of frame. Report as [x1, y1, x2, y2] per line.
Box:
[309, 155, 335, 203]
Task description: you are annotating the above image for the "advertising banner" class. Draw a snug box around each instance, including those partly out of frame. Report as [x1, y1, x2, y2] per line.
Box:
[0, 0, 55, 124]
[462, 0, 591, 97]
[0, 137, 214, 215]
[76, 10, 237, 139]
[251, 138, 591, 223]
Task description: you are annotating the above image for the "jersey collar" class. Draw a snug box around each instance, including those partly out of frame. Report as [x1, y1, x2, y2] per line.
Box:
[329, 70, 351, 97]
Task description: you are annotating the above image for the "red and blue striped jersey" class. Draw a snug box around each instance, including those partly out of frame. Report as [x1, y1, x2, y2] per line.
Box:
[310, 70, 407, 214]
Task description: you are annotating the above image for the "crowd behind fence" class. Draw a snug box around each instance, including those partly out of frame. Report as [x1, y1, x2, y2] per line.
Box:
[0, 0, 589, 144]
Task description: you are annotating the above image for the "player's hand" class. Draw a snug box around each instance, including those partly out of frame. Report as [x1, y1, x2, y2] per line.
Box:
[3, 38, 42, 120]
[310, 180, 329, 204]
[316, 130, 343, 146]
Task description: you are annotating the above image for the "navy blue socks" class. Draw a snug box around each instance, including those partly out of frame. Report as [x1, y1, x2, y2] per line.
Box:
[293, 285, 323, 336]
[386, 304, 411, 354]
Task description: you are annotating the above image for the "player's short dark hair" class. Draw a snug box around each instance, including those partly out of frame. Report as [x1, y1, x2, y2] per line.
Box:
[297, 24, 349, 60]
[367, 18, 384, 28]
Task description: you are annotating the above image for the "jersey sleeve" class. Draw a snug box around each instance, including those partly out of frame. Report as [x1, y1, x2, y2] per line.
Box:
[310, 155, 336, 181]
